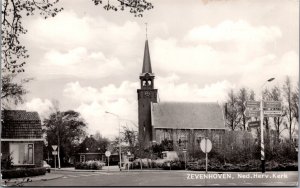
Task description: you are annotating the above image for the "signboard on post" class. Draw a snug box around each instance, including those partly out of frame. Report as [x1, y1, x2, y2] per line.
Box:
[244, 109, 260, 117]
[52, 145, 58, 151]
[200, 138, 212, 153]
[263, 101, 281, 109]
[248, 121, 260, 128]
[105, 151, 111, 171]
[264, 111, 282, 117]
[244, 101, 260, 108]
[200, 138, 212, 174]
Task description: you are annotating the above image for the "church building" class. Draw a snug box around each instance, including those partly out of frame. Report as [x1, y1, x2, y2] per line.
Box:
[137, 39, 226, 151]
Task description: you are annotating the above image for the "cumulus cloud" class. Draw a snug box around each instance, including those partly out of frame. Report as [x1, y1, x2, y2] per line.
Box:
[184, 20, 281, 44]
[27, 10, 141, 50]
[156, 74, 235, 103]
[23, 98, 54, 120]
[35, 47, 124, 79]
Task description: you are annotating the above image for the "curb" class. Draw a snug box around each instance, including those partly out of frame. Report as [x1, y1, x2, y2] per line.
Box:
[1, 174, 64, 185]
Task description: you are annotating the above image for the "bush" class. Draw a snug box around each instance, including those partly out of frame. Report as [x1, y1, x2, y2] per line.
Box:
[2, 167, 46, 179]
[162, 160, 185, 170]
[1, 153, 13, 170]
[74, 160, 105, 170]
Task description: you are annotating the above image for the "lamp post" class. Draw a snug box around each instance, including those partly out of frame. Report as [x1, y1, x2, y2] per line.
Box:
[260, 77, 275, 173]
[105, 111, 122, 171]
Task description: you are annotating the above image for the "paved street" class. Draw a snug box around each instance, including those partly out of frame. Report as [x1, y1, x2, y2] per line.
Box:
[22, 170, 298, 186]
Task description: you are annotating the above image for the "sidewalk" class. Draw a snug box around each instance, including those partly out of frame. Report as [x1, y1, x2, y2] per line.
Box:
[1, 173, 63, 186]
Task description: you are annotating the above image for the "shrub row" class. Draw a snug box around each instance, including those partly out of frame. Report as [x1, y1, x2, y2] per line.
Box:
[187, 160, 298, 172]
[74, 160, 105, 170]
[2, 167, 46, 179]
[128, 158, 298, 171]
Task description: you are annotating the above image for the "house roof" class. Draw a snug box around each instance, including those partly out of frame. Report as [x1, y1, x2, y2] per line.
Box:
[151, 102, 225, 129]
[1, 110, 42, 139]
[2, 110, 40, 121]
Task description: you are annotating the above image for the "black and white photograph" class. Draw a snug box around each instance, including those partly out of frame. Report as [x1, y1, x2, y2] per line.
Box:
[1, 0, 299, 186]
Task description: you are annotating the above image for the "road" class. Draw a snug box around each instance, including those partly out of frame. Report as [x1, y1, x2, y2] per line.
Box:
[23, 170, 298, 186]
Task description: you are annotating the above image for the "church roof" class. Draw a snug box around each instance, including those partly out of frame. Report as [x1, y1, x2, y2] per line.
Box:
[142, 40, 152, 74]
[151, 102, 226, 129]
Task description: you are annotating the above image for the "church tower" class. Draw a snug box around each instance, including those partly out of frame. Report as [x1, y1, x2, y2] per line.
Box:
[137, 40, 158, 148]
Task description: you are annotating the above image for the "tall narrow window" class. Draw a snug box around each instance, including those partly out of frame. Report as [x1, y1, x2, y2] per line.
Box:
[80, 155, 85, 162]
[28, 144, 33, 164]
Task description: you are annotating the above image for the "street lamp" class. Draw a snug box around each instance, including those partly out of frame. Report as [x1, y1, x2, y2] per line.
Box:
[105, 111, 122, 171]
[260, 77, 275, 173]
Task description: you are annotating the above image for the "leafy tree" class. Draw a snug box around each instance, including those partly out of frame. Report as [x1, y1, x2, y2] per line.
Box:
[2, 0, 63, 74]
[1, 74, 32, 108]
[43, 109, 87, 167]
[92, 0, 153, 17]
[77, 135, 109, 154]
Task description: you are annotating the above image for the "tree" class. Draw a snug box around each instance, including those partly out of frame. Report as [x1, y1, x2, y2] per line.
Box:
[43, 109, 87, 167]
[268, 86, 285, 144]
[2, 0, 63, 74]
[1, 74, 32, 108]
[225, 89, 241, 130]
[236, 87, 251, 130]
[93, 131, 110, 153]
[282, 76, 295, 141]
[92, 0, 153, 17]
[291, 82, 299, 123]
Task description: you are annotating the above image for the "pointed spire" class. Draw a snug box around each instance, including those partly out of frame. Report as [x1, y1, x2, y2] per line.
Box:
[142, 40, 152, 74]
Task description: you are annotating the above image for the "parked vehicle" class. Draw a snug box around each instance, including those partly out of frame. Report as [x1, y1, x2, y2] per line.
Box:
[162, 151, 179, 161]
[43, 161, 51, 173]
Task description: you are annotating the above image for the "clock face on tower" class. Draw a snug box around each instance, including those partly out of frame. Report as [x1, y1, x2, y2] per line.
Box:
[144, 91, 151, 97]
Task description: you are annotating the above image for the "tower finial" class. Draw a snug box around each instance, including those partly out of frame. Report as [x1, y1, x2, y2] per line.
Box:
[145, 22, 148, 39]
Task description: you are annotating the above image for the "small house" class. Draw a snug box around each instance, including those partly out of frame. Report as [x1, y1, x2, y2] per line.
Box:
[1, 110, 44, 168]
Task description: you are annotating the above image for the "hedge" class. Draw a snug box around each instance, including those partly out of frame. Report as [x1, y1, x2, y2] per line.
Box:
[2, 167, 46, 179]
[187, 160, 298, 172]
[75, 160, 105, 170]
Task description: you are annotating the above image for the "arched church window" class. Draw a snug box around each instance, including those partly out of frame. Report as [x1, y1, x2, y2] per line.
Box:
[148, 80, 152, 86]
[143, 80, 147, 86]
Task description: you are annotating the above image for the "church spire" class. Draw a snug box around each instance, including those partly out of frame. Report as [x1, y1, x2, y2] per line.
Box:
[142, 40, 152, 74]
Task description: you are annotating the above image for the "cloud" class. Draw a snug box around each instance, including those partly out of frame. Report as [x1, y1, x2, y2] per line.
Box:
[184, 20, 281, 44]
[23, 98, 54, 120]
[35, 47, 124, 79]
[156, 74, 235, 103]
[63, 81, 139, 138]
[27, 10, 141, 51]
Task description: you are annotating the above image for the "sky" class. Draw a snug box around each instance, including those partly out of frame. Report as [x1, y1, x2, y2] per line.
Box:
[15, 0, 299, 139]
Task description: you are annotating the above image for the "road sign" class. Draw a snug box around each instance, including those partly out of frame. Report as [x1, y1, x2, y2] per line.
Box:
[52, 151, 58, 155]
[244, 109, 260, 117]
[264, 110, 282, 117]
[263, 101, 281, 109]
[200, 138, 212, 153]
[52, 145, 58, 151]
[105, 151, 111, 157]
[244, 101, 260, 108]
[248, 121, 260, 128]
